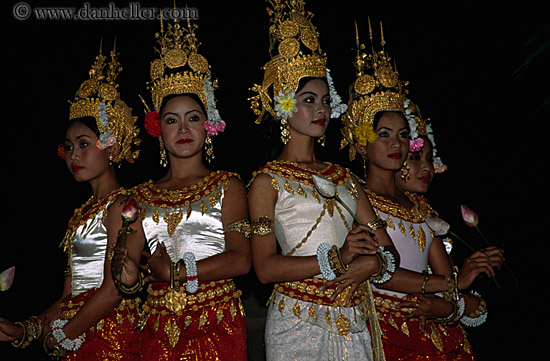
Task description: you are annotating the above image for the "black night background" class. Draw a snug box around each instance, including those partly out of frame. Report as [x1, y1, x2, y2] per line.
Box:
[1, 1, 547, 360]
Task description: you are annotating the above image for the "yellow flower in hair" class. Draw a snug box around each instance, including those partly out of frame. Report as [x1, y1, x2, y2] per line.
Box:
[274, 92, 298, 119]
[354, 122, 377, 146]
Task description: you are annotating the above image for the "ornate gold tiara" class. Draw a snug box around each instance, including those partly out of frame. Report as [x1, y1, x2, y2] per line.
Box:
[249, 0, 346, 124]
[69, 40, 140, 164]
[147, 15, 224, 134]
[340, 19, 408, 160]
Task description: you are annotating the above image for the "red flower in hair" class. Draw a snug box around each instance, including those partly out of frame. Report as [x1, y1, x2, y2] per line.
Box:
[144, 111, 161, 138]
[57, 144, 66, 160]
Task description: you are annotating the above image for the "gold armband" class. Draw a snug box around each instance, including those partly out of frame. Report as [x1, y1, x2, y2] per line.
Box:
[224, 219, 252, 239]
[251, 216, 274, 236]
[366, 217, 387, 231]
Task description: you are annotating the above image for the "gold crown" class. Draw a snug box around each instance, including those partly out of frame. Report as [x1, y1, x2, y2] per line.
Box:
[249, 0, 346, 124]
[147, 14, 224, 133]
[340, 19, 408, 160]
[69, 40, 140, 163]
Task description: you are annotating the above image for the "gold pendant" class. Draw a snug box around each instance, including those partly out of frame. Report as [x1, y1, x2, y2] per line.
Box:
[336, 313, 350, 336]
[308, 305, 317, 320]
[164, 318, 181, 348]
[417, 227, 426, 252]
[292, 301, 301, 317]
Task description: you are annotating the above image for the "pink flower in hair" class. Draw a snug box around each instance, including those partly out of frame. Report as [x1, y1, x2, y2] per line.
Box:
[409, 138, 425, 152]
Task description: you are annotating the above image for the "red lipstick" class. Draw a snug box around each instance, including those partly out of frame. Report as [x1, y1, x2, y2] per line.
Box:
[72, 165, 83, 172]
[419, 176, 430, 184]
[312, 119, 326, 126]
[177, 138, 192, 145]
[388, 153, 402, 159]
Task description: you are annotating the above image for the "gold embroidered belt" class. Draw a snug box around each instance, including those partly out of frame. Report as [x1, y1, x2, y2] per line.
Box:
[141, 279, 243, 317]
[274, 277, 368, 307]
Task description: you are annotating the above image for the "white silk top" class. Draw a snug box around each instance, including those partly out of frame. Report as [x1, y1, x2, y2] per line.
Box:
[365, 189, 437, 298]
[60, 189, 127, 296]
[256, 161, 358, 266]
[132, 171, 237, 263]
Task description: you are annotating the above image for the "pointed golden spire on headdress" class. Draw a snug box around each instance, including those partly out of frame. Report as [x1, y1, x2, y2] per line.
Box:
[340, 18, 409, 159]
[69, 39, 140, 163]
[249, 0, 347, 125]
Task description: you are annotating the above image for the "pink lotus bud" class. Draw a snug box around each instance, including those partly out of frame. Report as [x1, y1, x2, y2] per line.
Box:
[460, 205, 479, 227]
[121, 199, 139, 223]
[424, 217, 450, 236]
[0, 266, 15, 291]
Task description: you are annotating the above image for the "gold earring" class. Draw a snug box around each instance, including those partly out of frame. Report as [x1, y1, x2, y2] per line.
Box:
[205, 135, 214, 163]
[159, 137, 168, 168]
[280, 118, 291, 144]
[400, 161, 410, 180]
[317, 134, 326, 147]
[361, 153, 367, 180]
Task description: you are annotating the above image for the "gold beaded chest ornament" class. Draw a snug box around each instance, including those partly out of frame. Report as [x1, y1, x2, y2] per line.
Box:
[69, 40, 141, 164]
[144, 15, 225, 136]
[403, 97, 447, 173]
[248, 0, 347, 142]
[340, 19, 409, 162]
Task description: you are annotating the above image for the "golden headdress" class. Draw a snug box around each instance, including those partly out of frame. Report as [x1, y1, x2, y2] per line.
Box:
[340, 20, 408, 161]
[403, 98, 447, 173]
[146, 14, 225, 136]
[249, 0, 347, 125]
[69, 40, 140, 163]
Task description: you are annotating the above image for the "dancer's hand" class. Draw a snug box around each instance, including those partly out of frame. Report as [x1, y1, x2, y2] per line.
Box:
[400, 295, 454, 332]
[480, 246, 505, 270]
[458, 250, 497, 289]
[111, 245, 140, 287]
[339, 224, 380, 265]
[321, 255, 379, 305]
[0, 317, 23, 341]
[143, 242, 171, 283]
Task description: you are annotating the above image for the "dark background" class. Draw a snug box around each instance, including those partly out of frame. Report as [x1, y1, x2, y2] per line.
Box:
[1, 1, 547, 360]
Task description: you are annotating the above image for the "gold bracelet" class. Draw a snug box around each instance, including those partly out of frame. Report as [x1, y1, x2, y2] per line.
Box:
[251, 216, 274, 236]
[370, 252, 388, 282]
[11, 316, 42, 349]
[328, 245, 349, 276]
[10, 322, 27, 348]
[119, 273, 143, 295]
[421, 270, 429, 297]
[224, 219, 252, 239]
[433, 299, 460, 326]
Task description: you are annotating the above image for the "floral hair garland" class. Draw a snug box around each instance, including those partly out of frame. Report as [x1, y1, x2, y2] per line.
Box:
[96, 102, 117, 150]
[403, 99, 447, 173]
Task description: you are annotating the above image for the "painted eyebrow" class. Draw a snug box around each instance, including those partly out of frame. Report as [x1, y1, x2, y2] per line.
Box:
[162, 109, 203, 117]
[297, 91, 330, 98]
[377, 126, 409, 131]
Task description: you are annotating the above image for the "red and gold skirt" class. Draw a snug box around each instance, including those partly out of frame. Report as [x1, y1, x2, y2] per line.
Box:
[138, 279, 247, 361]
[57, 289, 142, 360]
[371, 292, 474, 360]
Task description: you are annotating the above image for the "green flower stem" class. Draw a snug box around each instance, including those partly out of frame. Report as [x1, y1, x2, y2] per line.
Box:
[117, 220, 130, 291]
[449, 231, 502, 290]
[475, 226, 519, 286]
[334, 195, 374, 237]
